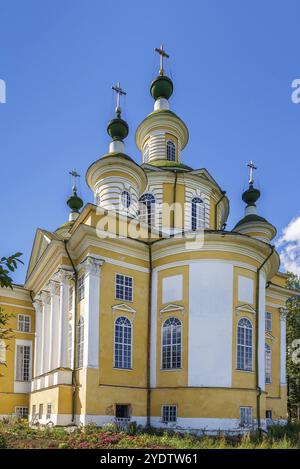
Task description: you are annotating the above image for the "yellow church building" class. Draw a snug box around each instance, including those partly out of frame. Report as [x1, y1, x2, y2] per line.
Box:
[0, 47, 295, 433]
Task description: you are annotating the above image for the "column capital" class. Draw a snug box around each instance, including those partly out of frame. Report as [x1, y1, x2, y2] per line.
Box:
[279, 307, 288, 321]
[53, 268, 74, 284]
[40, 290, 51, 306]
[80, 256, 105, 276]
[33, 298, 43, 313]
[48, 279, 60, 296]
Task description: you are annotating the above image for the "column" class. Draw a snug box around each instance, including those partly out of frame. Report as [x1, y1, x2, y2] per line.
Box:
[56, 269, 72, 369]
[48, 279, 60, 371]
[40, 291, 50, 375]
[80, 256, 104, 368]
[280, 308, 288, 385]
[33, 299, 43, 378]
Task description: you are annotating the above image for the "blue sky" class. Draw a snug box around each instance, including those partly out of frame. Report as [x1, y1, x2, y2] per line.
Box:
[1, 0, 300, 283]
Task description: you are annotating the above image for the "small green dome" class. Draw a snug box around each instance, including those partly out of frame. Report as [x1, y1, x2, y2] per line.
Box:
[67, 192, 83, 212]
[150, 75, 173, 100]
[107, 117, 129, 141]
[242, 184, 260, 206]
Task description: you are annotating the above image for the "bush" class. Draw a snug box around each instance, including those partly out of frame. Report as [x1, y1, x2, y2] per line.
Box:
[0, 434, 7, 449]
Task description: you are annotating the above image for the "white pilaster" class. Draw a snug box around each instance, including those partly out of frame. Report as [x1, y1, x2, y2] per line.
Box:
[48, 280, 60, 371]
[40, 291, 50, 375]
[33, 299, 42, 377]
[280, 308, 287, 385]
[80, 256, 105, 368]
[56, 269, 73, 369]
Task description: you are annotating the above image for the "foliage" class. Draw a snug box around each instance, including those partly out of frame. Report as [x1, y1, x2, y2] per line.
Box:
[0, 433, 7, 449]
[0, 253, 23, 289]
[286, 272, 300, 417]
[1, 420, 300, 449]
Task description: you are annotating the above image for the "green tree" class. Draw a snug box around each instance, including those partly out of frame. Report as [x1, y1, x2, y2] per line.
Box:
[0, 253, 23, 341]
[286, 272, 300, 419]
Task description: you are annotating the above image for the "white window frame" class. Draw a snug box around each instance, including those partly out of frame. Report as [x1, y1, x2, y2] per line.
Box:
[236, 317, 253, 372]
[115, 273, 134, 302]
[191, 197, 205, 231]
[15, 341, 32, 382]
[78, 274, 85, 302]
[161, 405, 177, 423]
[114, 316, 133, 370]
[18, 314, 31, 333]
[265, 312, 272, 332]
[161, 317, 182, 370]
[76, 316, 84, 368]
[166, 140, 176, 162]
[38, 403, 43, 419]
[240, 406, 253, 427]
[15, 406, 28, 419]
[46, 403, 52, 419]
[265, 343, 272, 384]
[121, 190, 131, 209]
[0, 339, 6, 363]
[139, 193, 156, 226]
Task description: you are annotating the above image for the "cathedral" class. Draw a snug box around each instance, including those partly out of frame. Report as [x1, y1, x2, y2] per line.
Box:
[0, 47, 294, 433]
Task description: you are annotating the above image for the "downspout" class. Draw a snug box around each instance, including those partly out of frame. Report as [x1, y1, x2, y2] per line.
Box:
[64, 239, 78, 424]
[255, 244, 274, 434]
[146, 242, 153, 427]
[214, 191, 226, 230]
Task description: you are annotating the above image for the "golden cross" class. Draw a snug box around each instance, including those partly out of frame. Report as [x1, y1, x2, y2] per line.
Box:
[154, 44, 169, 76]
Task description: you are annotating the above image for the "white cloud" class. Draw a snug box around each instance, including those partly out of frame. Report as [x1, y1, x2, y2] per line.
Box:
[276, 216, 300, 275]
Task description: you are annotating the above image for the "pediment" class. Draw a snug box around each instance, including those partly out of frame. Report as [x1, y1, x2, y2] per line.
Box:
[160, 303, 184, 314]
[26, 229, 53, 281]
[112, 303, 136, 314]
[236, 304, 256, 315]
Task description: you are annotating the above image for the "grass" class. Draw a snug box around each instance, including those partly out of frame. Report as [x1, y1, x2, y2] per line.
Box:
[0, 420, 300, 449]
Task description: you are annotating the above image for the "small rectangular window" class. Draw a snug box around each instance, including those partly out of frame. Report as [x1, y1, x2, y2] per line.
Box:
[32, 404, 36, 416]
[15, 407, 28, 419]
[18, 314, 31, 333]
[115, 274, 133, 302]
[265, 312, 272, 332]
[115, 404, 131, 420]
[78, 275, 85, 302]
[266, 410, 272, 420]
[46, 403, 52, 419]
[240, 406, 253, 426]
[16, 344, 31, 381]
[38, 403, 43, 419]
[162, 405, 177, 423]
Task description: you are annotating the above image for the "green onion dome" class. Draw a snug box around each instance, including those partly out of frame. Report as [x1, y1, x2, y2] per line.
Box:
[67, 190, 83, 213]
[150, 75, 173, 100]
[242, 183, 260, 206]
[107, 117, 129, 141]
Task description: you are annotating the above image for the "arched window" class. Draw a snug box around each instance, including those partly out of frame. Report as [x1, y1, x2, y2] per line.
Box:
[0, 340, 6, 364]
[166, 140, 176, 161]
[76, 316, 84, 368]
[143, 144, 150, 163]
[68, 323, 73, 368]
[139, 193, 156, 226]
[237, 318, 253, 371]
[265, 343, 271, 384]
[114, 316, 132, 369]
[162, 317, 182, 370]
[191, 197, 205, 230]
[121, 190, 131, 209]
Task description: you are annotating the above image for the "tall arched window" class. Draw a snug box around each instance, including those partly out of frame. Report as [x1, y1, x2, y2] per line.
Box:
[166, 140, 176, 161]
[121, 190, 131, 209]
[76, 316, 84, 368]
[114, 316, 132, 369]
[162, 317, 182, 370]
[143, 144, 150, 163]
[237, 318, 253, 371]
[191, 197, 205, 230]
[265, 343, 271, 384]
[139, 193, 156, 226]
[0, 340, 6, 364]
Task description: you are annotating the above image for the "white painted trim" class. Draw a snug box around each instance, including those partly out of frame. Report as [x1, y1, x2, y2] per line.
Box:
[0, 302, 34, 311]
[153, 258, 258, 274]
